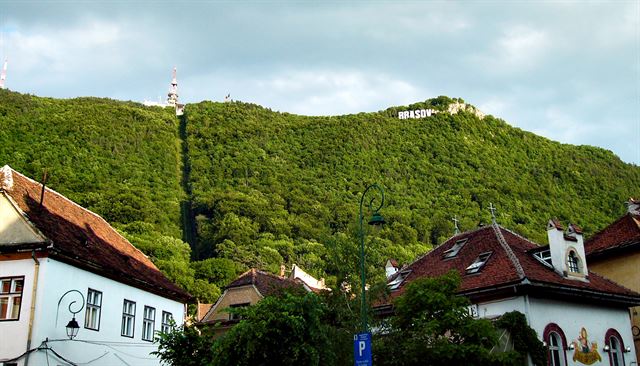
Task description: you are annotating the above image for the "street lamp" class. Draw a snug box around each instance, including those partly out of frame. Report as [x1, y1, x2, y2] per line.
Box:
[359, 183, 385, 332]
[56, 289, 85, 340]
[65, 317, 80, 340]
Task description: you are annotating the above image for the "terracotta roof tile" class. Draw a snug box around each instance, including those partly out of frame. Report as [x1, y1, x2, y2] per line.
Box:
[383, 223, 639, 305]
[226, 268, 304, 297]
[0, 166, 191, 302]
[585, 213, 640, 256]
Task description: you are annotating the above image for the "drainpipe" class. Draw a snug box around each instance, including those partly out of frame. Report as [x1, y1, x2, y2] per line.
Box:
[24, 250, 40, 366]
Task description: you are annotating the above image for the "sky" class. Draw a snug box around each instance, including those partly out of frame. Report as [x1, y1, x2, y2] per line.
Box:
[1, 1, 639, 164]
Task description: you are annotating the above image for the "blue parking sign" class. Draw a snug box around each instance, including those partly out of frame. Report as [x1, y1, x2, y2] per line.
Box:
[353, 332, 372, 366]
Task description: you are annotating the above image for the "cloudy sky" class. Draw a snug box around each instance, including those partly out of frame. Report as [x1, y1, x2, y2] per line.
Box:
[1, 1, 638, 164]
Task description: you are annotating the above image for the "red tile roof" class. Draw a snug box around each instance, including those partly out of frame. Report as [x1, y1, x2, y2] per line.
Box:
[0, 166, 191, 302]
[585, 213, 640, 257]
[226, 268, 305, 297]
[382, 223, 639, 307]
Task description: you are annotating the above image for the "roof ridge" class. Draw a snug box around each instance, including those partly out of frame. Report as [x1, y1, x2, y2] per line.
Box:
[500, 226, 541, 248]
[491, 223, 526, 278]
[7, 166, 155, 268]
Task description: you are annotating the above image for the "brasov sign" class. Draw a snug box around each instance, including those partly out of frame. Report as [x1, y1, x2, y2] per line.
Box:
[398, 108, 436, 119]
[353, 332, 372, 366]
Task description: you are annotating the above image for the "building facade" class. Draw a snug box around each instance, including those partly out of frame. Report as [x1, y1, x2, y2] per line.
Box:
[0, 165, 191, 366]
[379, 219, 640, 366]
[199, 265, 326, 335]
[585, 199, 640, 364]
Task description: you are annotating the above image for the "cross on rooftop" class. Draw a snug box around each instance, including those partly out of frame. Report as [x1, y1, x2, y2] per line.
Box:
[452, 216, 460, 235]
[488, 203, 497, 223]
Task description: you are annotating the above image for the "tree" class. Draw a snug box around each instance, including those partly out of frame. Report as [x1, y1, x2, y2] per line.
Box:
[210, 291, 351, 366]
[374, 271, 521, 366]
[153, 322, 216, 366]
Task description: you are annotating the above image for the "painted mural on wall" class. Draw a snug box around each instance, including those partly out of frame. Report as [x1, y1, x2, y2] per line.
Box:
[572, 327, 602, 365]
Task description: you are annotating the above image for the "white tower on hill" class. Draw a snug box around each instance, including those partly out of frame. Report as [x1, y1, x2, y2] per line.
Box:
[167, 66, 178, 107]
[167, 66, 184, 116]
[0, 59, 7, 89]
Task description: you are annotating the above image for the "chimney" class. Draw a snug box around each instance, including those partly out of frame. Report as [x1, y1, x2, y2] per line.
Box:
[385, 259, 399, 278]
[626, 198, 640, 215]
[546, 219, 588, 280]
[0, 165, 13, 191]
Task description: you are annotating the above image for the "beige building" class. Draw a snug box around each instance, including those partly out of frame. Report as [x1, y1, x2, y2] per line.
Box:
[585, 198, 640, 363]
[199, 265, 326, 335]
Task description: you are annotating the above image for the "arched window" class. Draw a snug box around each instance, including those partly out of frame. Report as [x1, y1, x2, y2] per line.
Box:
[543, 323, 568, 366]
[567, 250, 581, 273]
[604, 328, 625, 366]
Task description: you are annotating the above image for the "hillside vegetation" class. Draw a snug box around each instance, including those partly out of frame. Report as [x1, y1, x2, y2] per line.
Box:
[185, 97, 639, 286]
[2, 89, 638, 301]
[0, 89, 224, 301]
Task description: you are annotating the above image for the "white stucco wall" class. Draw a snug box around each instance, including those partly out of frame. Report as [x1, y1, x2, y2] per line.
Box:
[2, 257, 185, 366]
[473, 295, 637, 366]
[0, 257, 36, 365]
[528, 297, 637, 366]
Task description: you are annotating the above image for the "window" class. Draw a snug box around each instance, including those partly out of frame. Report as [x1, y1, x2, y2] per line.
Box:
[567, 251, 581, 273]
[142, 306, 155, 341]
[161, 311, 173, 333]
[533, 248, 553, 268]
[84, 289, 102, 330]
[121, 300, 136, 337]
[466, 252, 492, 274]
[443, 238, 468, 259]
[543, 323, 567, 366]
[605, 328, 625, 366]
[388, 270, 411, 290]
[548, 332, 565, 366]
[229, 303, 250, 321]
[0, 277, 24, 321]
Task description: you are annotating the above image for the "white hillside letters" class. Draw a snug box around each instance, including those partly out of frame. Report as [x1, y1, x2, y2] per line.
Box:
[398, 109, 436, 120]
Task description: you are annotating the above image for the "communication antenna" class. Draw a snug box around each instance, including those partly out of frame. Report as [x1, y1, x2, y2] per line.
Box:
[0, 59, 7, 89]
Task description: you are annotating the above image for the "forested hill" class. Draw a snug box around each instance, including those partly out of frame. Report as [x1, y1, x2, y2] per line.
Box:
[1, 89, 638, 301]
[184, 97, 639, 284]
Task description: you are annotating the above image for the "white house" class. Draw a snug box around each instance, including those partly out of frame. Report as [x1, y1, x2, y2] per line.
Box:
[378, 219, 640, 366]
[0, 165, 191, 366]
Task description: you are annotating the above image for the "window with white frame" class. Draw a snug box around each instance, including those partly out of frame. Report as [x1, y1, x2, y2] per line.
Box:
[548, 331, 565, 366]
[465, 252, 493, 274]
[567, 250, 581, 273]
[609, 336, 623, 366]
[443, 238, 468, 259]
[161, 311, 173, 333]
[84, 289, 102, 330]
[121, 300, 136, 337]
[0, 277, 24, 321]
[142, 306, 156, 341]
[543, 323, 568, 366]
[605, 328, 625, 366]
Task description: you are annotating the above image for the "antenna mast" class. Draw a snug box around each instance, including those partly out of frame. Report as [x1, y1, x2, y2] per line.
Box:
[167, 66, 178, 107]
[0, 59, 7, 89]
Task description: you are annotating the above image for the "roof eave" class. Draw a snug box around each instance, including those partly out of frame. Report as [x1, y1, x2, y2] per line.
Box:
[49, 250, 193, 303]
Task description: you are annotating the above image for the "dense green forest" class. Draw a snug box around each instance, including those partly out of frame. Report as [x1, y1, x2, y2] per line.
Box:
[184, 97, 639, 288]
[1, 89, 638, 302]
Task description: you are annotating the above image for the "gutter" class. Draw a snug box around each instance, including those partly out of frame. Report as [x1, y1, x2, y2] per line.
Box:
[24, 250, 41, 366]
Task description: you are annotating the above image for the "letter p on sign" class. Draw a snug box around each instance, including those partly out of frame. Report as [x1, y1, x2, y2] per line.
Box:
[353, 332, 372, 366]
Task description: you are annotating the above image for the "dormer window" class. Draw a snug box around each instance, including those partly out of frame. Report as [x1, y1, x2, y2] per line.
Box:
[466, 252, 492, 274]
[567, 251, 581, 274]
[533, 248, 553, 268]
[443, 239, 468, 259]
[388, 270, 411, 291]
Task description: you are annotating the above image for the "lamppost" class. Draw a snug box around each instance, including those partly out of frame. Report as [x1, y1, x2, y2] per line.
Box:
[56, 289, 85, 340]
[359, 183, 385, 332]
